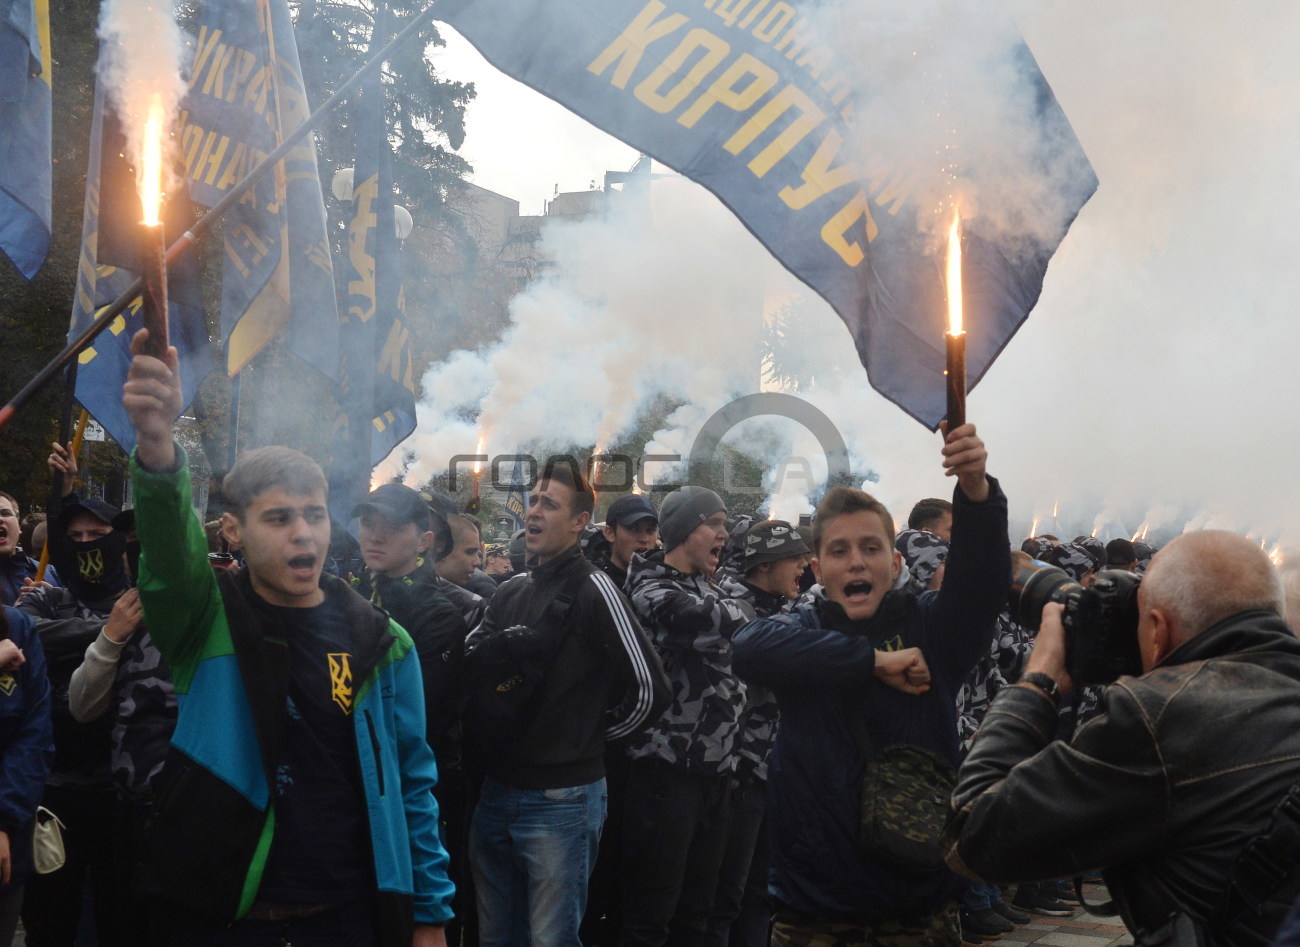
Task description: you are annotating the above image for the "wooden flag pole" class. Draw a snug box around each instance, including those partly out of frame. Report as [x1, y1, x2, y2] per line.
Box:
[36, 408, 89, 583]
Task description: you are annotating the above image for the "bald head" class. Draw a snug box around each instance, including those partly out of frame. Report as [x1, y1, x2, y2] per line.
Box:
[1276, 549, 1300, 625]
[1141, 531, 1284, 652]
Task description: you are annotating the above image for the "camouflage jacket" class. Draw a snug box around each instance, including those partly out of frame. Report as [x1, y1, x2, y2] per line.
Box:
[955, 610, 1033, 752]
[715, 569, 792, 783]
[625, 551, 755, 774]
[113, 629, 178, 800]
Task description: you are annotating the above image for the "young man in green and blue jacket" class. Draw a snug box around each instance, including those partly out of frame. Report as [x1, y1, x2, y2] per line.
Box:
[122, 329, 453, 947]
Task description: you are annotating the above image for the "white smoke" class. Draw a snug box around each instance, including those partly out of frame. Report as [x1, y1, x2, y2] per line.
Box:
[403, 2, 1300, 548]
[811, 0, 1093, 253]
[97, 0, 189, 189]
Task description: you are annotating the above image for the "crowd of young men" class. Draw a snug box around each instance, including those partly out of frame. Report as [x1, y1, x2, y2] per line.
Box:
[3, 328, 1300, 947]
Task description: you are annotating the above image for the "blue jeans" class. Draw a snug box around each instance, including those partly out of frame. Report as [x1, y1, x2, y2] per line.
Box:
[470, 776, 607, 947]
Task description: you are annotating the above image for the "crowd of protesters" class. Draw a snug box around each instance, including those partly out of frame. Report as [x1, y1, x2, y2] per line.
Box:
[2, 332, 1300, 947]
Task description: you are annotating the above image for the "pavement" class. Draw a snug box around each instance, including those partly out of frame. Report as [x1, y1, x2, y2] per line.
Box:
[9, 886, 1134, 947]
[992, 885, 1134, 947]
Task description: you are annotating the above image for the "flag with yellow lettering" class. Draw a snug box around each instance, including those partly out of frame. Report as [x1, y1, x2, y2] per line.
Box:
[67, 82, 211, 452]
[327, 63, 417, 525]
[0, 0, 51, 279]
[503, 455, 527, 533]
[181, 0, 337, 378]
[436, 0, 1097, 428]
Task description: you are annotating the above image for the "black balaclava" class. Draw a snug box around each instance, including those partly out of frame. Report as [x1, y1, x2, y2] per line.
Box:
[63, 531, 130, 604]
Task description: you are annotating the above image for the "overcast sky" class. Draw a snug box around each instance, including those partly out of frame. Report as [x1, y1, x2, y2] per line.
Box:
[423, 3, 1300, 546]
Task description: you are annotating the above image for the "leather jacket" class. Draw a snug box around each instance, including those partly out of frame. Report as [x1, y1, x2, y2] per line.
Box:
[946, 610, 1300, 946]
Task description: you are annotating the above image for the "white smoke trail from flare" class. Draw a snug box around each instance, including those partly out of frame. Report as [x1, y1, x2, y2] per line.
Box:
[97, 0, 188, 195]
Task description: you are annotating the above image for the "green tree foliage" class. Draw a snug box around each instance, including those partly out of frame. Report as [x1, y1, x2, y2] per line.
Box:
[0, 0, 108, 514]
[292, 0, 473, 225]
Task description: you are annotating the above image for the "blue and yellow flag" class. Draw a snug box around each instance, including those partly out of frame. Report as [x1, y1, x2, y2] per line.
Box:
[180, 0, 337, 378]
[437, 0, 1097, 428]
[68, 82, 211, 452]
[327, 62, 417, 524]
[503, 455, 527, 533]
[0, 0, 51, 279]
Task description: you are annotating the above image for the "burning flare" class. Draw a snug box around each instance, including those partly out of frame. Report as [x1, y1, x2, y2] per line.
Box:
[946, 209, 963, 336]
[140, 94, 165, 226]
[1029, 516, 1040, 539]
[473, 434, 486, 475]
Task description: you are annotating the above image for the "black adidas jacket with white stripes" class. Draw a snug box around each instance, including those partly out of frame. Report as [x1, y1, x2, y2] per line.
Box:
[468, 543, 670, 790]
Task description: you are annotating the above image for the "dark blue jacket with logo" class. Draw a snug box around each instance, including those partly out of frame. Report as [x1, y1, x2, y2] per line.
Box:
[732, 479, 1009, 923]
[0, 605, 54, 893]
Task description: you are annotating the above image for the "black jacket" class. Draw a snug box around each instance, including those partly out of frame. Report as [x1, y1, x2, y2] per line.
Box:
[948, 610, 1300, 946]
[356, 559, 468, 768]
[467, 544, 669, 789]
[17, 585, 113, 789]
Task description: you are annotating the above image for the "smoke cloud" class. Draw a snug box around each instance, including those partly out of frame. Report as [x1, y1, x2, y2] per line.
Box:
[97, 0, 189, 189]
[404, 1, 1300, 553]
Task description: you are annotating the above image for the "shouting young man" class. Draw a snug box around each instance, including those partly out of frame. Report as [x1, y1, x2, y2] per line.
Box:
[122, 330, 453, 946]
[465, 460, 668, 947]
[732, 424, 1009, 947]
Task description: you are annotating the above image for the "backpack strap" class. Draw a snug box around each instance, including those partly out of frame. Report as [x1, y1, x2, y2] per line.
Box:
[536, 563, 593, 637]
[1079, 782, 1300, 934]
[1218, 782, 1300, 923]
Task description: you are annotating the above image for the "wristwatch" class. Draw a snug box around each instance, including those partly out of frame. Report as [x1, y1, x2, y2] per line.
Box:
[1019, 672, 1061, 706]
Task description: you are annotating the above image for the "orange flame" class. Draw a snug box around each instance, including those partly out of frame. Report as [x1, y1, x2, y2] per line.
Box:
[1270, 545, 1285, 568]
[1029, 516, 1039, 538]
[945, 209, 963, 336]
[1131, 522, 1148, 542]
[141, 95, 165, 226]
[474, 434, 486, 475]
[1051, 500, 1059, 518]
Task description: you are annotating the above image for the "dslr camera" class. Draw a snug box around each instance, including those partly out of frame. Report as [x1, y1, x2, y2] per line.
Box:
[1009, 563, 1144, 686]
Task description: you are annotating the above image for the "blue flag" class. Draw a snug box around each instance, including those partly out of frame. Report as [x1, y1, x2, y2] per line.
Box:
[327, 63, 418, 524]
[0, 0, 51, 279]
[180, 0, 338, 378]
[68, 82, 212, 453]
[437, 0, 1097, 428]
[503, 455, 527, 533]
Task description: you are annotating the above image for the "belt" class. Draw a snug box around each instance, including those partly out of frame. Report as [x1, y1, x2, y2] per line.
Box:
[244, 901, 339, 922]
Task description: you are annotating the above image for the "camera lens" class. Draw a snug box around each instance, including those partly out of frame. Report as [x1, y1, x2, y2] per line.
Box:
[1009, 562, 1081, 630]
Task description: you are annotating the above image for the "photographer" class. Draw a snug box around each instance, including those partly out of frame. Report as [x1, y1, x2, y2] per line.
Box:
[945, 530, 1300, 946]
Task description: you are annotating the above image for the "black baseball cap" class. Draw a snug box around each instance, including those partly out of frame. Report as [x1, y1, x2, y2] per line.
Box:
[1105, 538, 1137, 565]
[606, 494, 658, 528]
[352, 484, 431, 531]
[58, 496, 120, 529]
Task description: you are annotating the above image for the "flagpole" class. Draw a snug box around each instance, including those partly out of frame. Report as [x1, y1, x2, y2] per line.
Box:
[0, 0, 446, 433]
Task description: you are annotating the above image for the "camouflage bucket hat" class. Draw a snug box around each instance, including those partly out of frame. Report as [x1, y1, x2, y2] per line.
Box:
[895, 528, 949, 593]
[742, 520, 810, 572]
